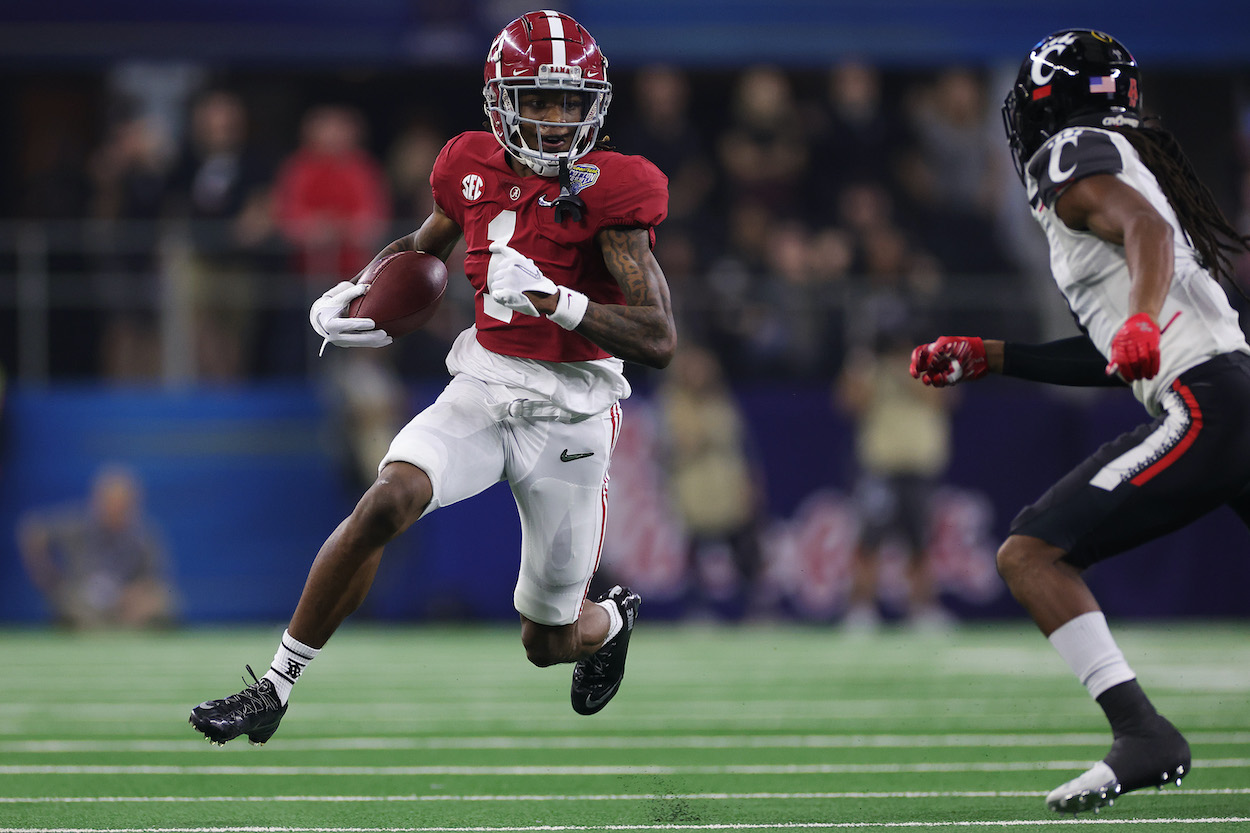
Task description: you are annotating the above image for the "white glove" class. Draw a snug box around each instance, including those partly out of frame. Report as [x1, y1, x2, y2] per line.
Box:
[309, 280, 393, 355]
[487, 243, 557, 317]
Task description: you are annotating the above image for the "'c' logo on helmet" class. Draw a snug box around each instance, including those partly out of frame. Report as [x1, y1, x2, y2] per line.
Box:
[1030, 32, 1079, 86]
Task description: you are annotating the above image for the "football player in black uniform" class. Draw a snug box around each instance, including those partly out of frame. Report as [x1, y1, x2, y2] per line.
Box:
[910, 29, 1250, 813]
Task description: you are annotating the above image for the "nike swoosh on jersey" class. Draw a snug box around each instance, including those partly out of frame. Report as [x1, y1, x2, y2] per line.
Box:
[560, 449, 595, 462]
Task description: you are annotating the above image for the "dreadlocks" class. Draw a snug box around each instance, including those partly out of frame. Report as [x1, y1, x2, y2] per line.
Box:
[1111, 124, 1250, 288]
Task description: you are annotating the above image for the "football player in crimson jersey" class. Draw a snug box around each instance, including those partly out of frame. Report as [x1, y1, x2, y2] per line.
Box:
[910, 30, 1250, 814]
[190, 10, 676, 744]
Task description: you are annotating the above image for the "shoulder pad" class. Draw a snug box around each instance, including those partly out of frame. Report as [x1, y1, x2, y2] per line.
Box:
[1028, 128, 1124, 209]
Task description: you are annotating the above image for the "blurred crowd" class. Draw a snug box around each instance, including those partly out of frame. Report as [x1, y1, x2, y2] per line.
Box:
[4, 57, 1248, 628]
[3, 60, 1248, 385]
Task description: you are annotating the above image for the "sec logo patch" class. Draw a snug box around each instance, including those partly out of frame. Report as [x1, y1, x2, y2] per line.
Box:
[462, 174, 484, 201]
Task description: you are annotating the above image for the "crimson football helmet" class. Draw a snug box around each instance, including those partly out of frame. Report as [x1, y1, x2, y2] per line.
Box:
[483, 10, 612, 177]
[1002, 29, 1142, 179]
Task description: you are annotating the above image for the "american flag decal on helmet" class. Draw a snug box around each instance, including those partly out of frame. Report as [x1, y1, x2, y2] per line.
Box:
[1089, 75, 1116, 94]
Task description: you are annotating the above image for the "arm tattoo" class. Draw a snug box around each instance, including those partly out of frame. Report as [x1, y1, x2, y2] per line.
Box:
[577, 227, 676, 369]
[601, 228, 656, 308]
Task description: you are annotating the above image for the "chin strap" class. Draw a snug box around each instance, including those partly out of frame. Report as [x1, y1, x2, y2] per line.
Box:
[552, 157, 586, 224]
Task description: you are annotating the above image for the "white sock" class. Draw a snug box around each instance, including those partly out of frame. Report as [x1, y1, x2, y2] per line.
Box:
[262, 629, 321, 705]
[1048, 611, 1136, 699]
[597, 599, 623, 647]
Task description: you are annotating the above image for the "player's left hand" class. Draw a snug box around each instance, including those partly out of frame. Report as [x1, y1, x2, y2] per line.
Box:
[1106, 312, 1161, 381]
[487, 243, 557, 317]
[910, 336, 987, 387]
[309, 280, 393, 355]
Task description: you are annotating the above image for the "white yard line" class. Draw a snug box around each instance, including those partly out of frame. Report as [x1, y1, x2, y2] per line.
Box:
[2, 732, 1248, 754]
[4, 818, 1250, 832]
[1, 759, 1247, 776]
[4, 788, 1250, 804]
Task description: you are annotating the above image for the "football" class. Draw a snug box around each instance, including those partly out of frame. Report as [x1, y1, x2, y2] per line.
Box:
[348, 251, 448, 338]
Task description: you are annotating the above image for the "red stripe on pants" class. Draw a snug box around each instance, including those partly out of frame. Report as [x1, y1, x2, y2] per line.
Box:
[1131, 379, 1203, 486]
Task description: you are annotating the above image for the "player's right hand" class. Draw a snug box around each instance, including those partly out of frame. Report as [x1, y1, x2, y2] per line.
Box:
[1105, 313, 1161, 381]
[309, 280, 393, 354]
[910, 336, 988, 387]
[487, 244, 558, 317]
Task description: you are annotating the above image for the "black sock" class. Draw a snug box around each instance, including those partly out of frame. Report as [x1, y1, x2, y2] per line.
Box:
[1096, 679, 1159, 738]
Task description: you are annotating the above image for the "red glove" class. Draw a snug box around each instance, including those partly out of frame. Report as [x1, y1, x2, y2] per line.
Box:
[909, 336, 988, 387]
[1106, 313, 1161, 381]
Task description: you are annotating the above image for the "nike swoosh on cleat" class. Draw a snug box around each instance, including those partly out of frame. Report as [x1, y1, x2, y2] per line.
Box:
[579, 682, 622, 713]
[560, 449, 595, 462]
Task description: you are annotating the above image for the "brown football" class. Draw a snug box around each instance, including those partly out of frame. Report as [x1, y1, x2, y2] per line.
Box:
[348, 251, 448, 338]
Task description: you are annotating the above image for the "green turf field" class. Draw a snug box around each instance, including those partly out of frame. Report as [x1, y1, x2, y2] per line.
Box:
[1, 621, 1248, 832]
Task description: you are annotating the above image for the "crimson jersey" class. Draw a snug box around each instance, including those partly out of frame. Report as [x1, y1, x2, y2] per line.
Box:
[431, 131, 668, 362]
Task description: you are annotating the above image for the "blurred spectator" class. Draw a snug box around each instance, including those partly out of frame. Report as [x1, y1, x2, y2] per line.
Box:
[324, 350, 409, 490]
[836, 180, 939, 289]
[699, 202, 774, 373]
[613, 65, 716, 230]
[612, 65, 719, 328]
[386, 117, 445, 224]
[860, 224, 943, 302]
[657, 344, 767, 617]
[805, 59, 907, 225]
[107, 61, 205, 155]
[166, 89, 278, 380]
[272, 104, 391, 283]
[902, 68, 997, 212]
[897, 68, 1011, 276]
[809, 226, 856, 285]
[16, 81, 96, 219]
[17, 465, 178, 630]
[835, 327, 953, 629]
[716, 66, 809, 216]
[269, 104, 391, 374]
[88, 115, 174, 380]
[750, 220, 831, 378]
[90, 116, 172, 258]
[831, 180, 944, 364]
[837, 180, 894, 239]
[701, 204, 856, 379]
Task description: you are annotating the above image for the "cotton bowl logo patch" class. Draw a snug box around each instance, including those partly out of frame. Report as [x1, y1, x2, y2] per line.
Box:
[566, 163, 600, 194]
[539, 163, 601, 207]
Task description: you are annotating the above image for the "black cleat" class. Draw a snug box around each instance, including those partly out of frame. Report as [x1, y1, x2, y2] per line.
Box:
[571, 585, 641, 716]
[1047, 716, 1190, 813]
[189, 664, 288, 746]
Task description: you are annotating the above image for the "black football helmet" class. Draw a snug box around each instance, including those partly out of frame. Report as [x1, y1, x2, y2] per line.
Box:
[1002, 29, 1142, 179]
